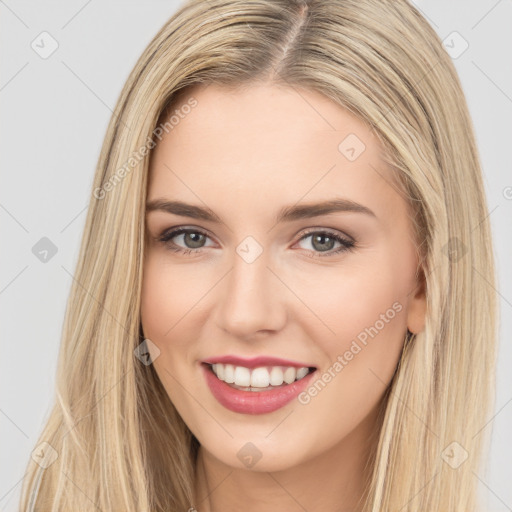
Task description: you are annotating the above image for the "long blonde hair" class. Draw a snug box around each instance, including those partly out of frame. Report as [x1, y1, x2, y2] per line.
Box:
[20, 0, 497, 510]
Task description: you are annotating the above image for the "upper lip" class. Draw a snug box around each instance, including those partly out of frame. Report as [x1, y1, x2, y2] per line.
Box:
[201, 355, 316, 369]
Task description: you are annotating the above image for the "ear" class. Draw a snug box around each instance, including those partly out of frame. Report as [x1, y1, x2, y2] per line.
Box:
[406, 268, 427, 334]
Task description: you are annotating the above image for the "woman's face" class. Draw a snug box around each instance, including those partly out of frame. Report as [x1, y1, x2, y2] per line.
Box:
[141, 83, 426, 472]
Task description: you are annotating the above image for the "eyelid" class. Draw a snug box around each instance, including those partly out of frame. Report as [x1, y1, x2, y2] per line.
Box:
[156, 226, 215, 245]
[296, 226, 354, 243]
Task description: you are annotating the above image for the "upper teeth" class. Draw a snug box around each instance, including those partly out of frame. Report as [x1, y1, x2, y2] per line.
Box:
[211, 363, 310, 387]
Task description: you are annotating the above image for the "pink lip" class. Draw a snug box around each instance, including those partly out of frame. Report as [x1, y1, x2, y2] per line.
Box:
[201, 363, 317, 415]
[201, 355, 316, 369]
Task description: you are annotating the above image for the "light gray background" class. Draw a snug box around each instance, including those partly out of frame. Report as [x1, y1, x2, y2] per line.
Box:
[1, 1, 511, 510]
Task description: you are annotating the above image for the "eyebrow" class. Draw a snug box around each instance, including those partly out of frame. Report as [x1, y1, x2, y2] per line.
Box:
[146, 197, 376, 224]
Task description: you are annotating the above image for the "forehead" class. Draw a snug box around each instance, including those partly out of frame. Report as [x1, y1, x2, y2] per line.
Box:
[148, 83, 406, 226]
[159, 83, 380, 157]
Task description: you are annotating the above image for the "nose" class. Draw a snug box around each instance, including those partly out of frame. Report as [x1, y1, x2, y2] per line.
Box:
[213, 248, 287, 339]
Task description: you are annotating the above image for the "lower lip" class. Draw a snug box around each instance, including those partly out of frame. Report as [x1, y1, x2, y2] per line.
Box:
[201, 363, 316, 415]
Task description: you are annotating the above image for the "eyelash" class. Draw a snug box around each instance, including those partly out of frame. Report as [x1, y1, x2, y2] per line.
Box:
[155, 227, 355, 258]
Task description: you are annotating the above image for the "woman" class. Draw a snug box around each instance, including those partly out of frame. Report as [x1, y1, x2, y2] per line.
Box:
[20, 0, 497, 510]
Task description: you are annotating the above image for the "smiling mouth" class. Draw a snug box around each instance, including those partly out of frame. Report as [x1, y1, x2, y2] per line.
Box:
[203, 362, 317, 392]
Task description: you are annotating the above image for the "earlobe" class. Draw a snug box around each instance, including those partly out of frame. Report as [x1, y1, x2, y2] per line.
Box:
[406, 271, 427, 334]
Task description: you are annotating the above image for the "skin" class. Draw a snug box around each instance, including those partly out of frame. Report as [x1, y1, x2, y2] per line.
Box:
[140, 82, 426, 512]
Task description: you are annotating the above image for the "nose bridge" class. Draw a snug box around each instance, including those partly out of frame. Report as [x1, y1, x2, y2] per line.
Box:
[214, 240, 286, 337]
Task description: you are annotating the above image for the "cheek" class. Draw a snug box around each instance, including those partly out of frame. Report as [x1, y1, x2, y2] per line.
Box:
[140, 256, 198, 408]
[288, 255, 413, 414]
[140, 255, 192, 348]
[141, 255, 190, 382]
[294, 261, 409, 357]
[295, 268, 409, 435]
[140, 258, 170, 341]
[140, 253, 214, 383]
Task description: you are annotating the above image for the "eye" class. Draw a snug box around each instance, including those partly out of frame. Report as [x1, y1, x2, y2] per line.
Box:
[155, 226, 356, 258]
[295, 229, 355, 258]
[156, 227, 214, 256]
